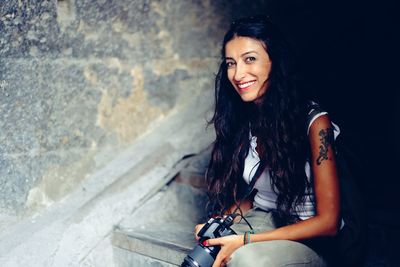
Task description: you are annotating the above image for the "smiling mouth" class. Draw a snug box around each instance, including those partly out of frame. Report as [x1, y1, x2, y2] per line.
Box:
[237, 81, 256, 90]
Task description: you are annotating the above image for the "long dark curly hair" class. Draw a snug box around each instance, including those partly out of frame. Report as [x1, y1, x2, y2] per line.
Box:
[206, 16, 311, 223]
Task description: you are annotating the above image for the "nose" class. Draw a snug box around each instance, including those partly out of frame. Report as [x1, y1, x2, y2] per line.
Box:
[233, 62, 245, 82]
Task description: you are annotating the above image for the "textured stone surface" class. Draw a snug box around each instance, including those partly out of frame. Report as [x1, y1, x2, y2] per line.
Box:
[112, 147, 211, 266]
[0, 92, 214, 266]
[113, 247, 177, 267]
[113, 182, 208, 266]
[0, 0, 229, 216]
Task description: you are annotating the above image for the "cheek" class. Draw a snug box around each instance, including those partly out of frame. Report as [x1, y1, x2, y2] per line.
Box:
[256, 69, 270, 83]
[263, 64, 272, 79]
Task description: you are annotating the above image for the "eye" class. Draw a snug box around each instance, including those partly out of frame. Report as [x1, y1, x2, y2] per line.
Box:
[245, 56, 256, 63]
[225, 61, 236, 68]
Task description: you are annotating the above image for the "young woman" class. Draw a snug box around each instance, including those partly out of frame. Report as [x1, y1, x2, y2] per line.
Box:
[195, 16, 341, 267]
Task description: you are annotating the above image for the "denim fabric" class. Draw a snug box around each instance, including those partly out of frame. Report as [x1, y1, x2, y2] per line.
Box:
[228, 208, 328, 267]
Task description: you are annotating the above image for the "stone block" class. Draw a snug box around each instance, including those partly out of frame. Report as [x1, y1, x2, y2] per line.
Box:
[112, 149, 212, 266]
[113, 182, 208, 266]
[114, 247, 177, 267]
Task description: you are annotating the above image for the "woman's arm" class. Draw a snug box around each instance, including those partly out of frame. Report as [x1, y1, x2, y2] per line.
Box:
[206, 115, 341, 266]
[250, 114, 341, 242]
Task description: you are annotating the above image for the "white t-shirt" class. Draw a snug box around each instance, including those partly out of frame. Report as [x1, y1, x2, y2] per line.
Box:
[243, 112, 340, 220]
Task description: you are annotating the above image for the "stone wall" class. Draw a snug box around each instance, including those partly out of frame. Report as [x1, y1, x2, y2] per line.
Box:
[0, 0, 230, 218]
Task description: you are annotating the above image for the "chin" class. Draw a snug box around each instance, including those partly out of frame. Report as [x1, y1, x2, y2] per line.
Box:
[239, 94, 257, 102]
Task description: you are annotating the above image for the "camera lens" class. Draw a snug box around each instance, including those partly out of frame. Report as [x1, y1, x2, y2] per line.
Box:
[181, 257, 199, 267]
[181, 215, 236, 267]
[180, 244, 217, 267]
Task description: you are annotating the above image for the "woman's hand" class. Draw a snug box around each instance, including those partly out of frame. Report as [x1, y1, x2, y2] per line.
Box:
[194, 223, 205, 240]
[205, 235, 244, 267]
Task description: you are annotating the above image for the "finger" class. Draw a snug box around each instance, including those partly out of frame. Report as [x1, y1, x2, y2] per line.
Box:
[205, 237, 221, 246]
[212, 254, 223, 267]
[194, 224, 204, 239]
[194, 224, 205, 234]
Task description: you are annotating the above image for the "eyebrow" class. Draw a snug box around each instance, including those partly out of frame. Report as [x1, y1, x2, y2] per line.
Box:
[225, 51, 259, 60]
[241, 51, 258, 56]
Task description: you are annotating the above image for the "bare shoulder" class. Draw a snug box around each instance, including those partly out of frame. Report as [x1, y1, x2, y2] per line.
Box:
[308, 114, 333, 135]
[308, 114, 335, 166]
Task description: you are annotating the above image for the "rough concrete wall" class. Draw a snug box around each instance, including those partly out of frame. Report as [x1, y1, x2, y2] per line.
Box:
[0, 0, 230, 218]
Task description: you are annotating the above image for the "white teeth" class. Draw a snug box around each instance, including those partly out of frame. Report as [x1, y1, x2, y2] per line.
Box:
[238, 81, 255, 89]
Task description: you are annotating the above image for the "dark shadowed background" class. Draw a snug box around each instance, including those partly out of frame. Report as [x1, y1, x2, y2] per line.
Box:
[229, 0, 399, 223]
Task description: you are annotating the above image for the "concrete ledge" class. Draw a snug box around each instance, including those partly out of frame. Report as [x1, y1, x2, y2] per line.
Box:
[114, 247, 177, 267]
[112, 178, 209, 266]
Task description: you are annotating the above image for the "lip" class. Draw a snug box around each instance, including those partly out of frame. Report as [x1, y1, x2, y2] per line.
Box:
[236, 80, 256, 91]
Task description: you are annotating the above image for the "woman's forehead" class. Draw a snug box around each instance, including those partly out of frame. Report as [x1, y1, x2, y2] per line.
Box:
[225, 36, 268, 57]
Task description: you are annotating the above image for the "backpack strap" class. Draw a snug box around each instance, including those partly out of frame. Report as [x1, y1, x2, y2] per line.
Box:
[229, 159, 266, 218]
[240, 159, 267, 200]
[248, 160, 266, 190]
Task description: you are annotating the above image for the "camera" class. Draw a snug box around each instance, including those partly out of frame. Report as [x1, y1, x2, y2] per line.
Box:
[181, 214, 237, 267]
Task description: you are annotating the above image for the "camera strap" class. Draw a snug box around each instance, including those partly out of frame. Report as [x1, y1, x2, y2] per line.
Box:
[242, 160, 267, 201]
[231, 160, 267, 230]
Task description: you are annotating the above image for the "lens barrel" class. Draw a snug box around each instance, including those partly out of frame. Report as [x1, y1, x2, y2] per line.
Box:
[181, 215, 236, 267]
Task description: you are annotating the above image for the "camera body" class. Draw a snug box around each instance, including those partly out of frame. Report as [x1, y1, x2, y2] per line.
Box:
[181, 214, 237, 267]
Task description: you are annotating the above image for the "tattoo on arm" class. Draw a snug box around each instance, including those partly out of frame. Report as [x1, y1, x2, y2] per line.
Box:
[316, 128, 334, 165]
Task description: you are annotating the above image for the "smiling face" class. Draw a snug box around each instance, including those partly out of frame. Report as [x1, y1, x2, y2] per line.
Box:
[225, 36, 272, 102]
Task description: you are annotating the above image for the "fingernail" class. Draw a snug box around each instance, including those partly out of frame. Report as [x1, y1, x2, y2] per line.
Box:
[202, 240, 208, 246]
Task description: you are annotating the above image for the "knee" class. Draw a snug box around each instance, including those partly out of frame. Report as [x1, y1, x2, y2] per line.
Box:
[227, 245, 254, 267]
[227, 240, 326, 267]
